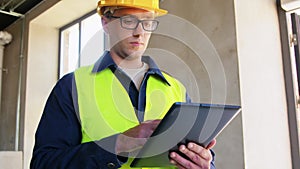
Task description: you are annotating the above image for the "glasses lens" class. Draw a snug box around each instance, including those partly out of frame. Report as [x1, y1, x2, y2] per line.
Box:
[121, 16, 138, 29]
[120, 16, 159, 32]
[142, 20, 158, 31]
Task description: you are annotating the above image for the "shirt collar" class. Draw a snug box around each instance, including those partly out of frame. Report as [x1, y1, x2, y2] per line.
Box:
[92, 51, 170, 85]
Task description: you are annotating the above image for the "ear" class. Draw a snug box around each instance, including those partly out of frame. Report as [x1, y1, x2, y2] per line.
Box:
[101, 16, 109, 34]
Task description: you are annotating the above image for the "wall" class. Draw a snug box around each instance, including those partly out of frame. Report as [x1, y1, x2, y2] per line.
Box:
[0, 151, 22, 169]
[23, 23, 59, 169]
[0, 20, 23, 151]
[235, 0, 292, 168]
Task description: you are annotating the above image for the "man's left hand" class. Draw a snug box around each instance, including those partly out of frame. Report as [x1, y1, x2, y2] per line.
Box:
[169, 139, 216, 169]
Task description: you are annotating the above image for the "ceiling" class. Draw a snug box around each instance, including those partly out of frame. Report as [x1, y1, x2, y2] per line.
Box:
[0, 0, 43, 30]
[31, 0, 99, 29]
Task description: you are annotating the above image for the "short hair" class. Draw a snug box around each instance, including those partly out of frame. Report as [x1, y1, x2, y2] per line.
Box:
[102, 6, 125, 18]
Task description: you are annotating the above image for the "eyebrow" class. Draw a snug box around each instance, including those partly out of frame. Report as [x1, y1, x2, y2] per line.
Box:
[121, 14, 155, 20]
[114, 9, 155, 18]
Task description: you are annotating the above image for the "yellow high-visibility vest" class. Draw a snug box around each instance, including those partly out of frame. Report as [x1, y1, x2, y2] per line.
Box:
[74, 65, 186, 168]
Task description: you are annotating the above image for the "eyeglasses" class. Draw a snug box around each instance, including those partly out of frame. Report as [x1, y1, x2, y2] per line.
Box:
[110, 15, 159, 32]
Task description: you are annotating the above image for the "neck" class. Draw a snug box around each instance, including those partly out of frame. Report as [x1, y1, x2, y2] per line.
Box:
[110, 50, 143, 69]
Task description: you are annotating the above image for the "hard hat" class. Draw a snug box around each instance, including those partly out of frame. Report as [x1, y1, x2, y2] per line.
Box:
[97, 0, 168, 16]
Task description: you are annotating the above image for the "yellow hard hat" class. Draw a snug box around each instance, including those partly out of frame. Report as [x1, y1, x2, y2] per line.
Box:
[97, 0, 168, 16]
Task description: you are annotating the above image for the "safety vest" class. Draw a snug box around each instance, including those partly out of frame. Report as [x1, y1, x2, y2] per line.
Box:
[74, 65, 186, 168]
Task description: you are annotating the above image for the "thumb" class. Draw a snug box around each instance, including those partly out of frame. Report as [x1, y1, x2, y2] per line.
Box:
[206, 139, 216, 149]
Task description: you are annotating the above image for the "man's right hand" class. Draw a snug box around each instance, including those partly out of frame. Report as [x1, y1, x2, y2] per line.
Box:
[115, 119, 161, 155]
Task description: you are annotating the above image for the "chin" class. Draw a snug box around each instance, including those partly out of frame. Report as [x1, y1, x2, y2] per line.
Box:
[129, 47, 146, 55]
[125, 49, 145, 59]
[126, 52, 143, 60]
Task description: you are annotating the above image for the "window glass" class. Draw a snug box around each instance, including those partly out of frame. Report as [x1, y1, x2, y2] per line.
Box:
[80, 13, 104, 67]
[59, 12, 105, 78]
[60, 23, 79, 77]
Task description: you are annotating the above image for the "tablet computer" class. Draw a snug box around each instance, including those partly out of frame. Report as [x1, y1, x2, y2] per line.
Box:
[130, 102, 241, 167]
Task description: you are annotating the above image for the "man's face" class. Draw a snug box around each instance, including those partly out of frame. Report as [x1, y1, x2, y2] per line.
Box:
[103, 8, 155, 60]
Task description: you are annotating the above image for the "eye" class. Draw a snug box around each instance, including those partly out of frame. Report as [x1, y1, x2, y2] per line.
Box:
[122, 17, 137, 26]
[123, 19, 134, 25]
[143, 21, 152, 27]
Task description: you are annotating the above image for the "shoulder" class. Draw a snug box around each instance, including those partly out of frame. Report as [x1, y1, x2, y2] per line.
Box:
[56, 73, 75, 88]
[50, 73, 75, 99]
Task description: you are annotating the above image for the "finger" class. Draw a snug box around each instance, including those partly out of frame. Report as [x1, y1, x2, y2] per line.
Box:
[115, 134, 147, 154]
[170, 159, 185, 169]
[143, 119, 161, 124]
[186, 143, 212, 161]
[169, 152, 198, 169]
[178, 144, 212, 168]
[206, 139, 216, 149]
[142, 119, 161, 129]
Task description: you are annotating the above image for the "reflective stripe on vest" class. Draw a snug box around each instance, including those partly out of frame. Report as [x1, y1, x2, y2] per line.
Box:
[74, 65, 186, 169]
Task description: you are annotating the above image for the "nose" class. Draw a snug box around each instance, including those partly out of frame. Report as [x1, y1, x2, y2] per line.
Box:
[133, 22, 145, 36]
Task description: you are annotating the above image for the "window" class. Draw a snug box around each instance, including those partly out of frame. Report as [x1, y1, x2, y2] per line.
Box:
[278, 3, 300, 168]
[59, 11, 105, 78]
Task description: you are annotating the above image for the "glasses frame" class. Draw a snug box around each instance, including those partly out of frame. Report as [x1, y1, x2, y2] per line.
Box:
[109, 15, 159, 32]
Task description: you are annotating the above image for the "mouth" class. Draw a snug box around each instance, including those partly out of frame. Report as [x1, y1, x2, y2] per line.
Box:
[129, 41, 144, 47]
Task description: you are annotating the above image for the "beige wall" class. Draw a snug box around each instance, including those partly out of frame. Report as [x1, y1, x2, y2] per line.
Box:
[0, 151, 22, 169]
[235, 0, 292, 168]
[23, 22, 59, 169]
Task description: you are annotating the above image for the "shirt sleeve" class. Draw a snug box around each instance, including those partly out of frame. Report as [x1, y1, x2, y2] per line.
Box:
[30, 73, 122, 169]
[210, 149, 217, 169]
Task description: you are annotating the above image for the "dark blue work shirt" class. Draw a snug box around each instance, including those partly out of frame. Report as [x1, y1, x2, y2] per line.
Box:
[30, 51, 216, 169]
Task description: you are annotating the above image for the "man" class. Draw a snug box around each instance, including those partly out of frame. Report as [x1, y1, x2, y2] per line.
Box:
[30, 0, 216, 168]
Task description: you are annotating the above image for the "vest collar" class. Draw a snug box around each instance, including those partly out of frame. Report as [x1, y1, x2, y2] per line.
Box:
[92, 50, 170, 85]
